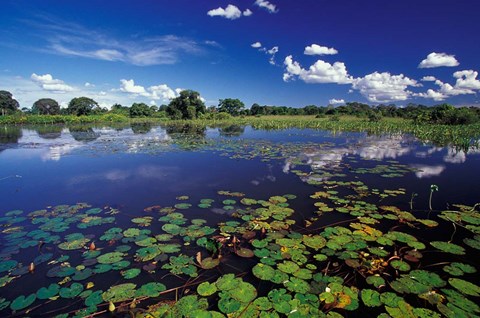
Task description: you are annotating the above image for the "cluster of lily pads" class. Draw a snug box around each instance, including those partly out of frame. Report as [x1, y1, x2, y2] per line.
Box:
[0, 182, 479, 317]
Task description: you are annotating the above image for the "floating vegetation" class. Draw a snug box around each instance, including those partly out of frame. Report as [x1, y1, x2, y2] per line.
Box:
[0, 124, 479, 317]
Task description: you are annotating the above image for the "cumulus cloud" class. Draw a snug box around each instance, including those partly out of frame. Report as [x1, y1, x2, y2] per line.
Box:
[251, 42, 262, 48]
[352, 72, 418, 103]
[31, 73, 74, 92]
[283, 55, 353, 84]
[329, 99, 345, 105]
[421, 76, 437, 82]
[255, 0, 278, 13]
[84, 82, 95, 87]
[412, 164, 445, 178]
[304, 44, 338, 56]
[119, 79, 179, 102]
[419, 52, 459, 68]
[454, 70, 480, 90]
[207, 5, 243, 19]
[120, 79, 148, 95]
[417, 70, 480, 101]
[243, 9, 253, 16]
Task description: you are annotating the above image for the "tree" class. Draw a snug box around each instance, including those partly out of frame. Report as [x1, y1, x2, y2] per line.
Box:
[166, 90, 205, 119]
[32, 98, 60, 115]
[0, 90, 20, 115]
[218, 98, 245, 116]
[67, 97, 99, 116]
[129, 103, 152, 118]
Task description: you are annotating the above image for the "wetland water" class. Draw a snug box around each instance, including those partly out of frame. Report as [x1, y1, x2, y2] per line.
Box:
[0, 123, 479, 317]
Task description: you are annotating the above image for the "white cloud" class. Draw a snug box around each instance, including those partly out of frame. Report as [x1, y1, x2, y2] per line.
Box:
[419, 52, 459, 68]
[207, 5, 243, 19]
[421, 76, 436, 82]
[149, 84, 177, 100]
[120, 79, 148, 95]
[283, 55, 353, 84]
[243, 9, 253, 16]
[329, 99, 345, 105]
[304, 44, 338, 56]
[454, 70, 480, 90]
[416, 89, 447, 101]
[31, 73, 74, 92]
[255, 0, 278, 13]
[267, 46, 279, 65]
[84, 82, 95, 87]
[352, 72, 418, 103]
[119, 79, 179, 102]
[251, 42, 262, 48]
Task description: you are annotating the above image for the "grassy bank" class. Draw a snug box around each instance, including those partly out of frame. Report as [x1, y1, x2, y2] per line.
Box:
[2, 114, 479, 149]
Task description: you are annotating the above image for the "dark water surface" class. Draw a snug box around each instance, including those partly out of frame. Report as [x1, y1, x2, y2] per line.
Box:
[0, 123, 479, 317]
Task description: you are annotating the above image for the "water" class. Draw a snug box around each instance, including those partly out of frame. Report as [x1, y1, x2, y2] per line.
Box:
[0, 123, 479, 317]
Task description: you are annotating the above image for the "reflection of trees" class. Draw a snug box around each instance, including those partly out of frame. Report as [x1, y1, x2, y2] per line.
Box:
[218, 124, 245, 137]
[0, 126, 22, 145]
[165, 123, 207, 149]
[33, 125, 63, 140]
[68, 126, 99, 142]
[131, 122, 152, 134]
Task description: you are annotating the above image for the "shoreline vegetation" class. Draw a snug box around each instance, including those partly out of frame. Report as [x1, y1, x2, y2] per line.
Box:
[1, 114, 480, 150]
[2, 89, 480, 149]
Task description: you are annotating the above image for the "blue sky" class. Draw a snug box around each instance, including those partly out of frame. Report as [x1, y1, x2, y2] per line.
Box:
[1, 0, 479, 109]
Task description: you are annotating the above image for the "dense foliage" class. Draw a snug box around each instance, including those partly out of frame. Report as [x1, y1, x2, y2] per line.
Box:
[32, 98, 60, 115]
[0, 90, 19, 115]
[67, 97, 100, 116]
[166, 90, 206, 119]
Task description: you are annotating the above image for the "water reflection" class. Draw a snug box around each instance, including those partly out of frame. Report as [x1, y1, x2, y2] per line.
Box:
[131, 122, 152, 134]
[411, 164, 446, 178]
[0, 126, 22, 145]
[69, 126, 100, 142]
[218, 124, 245, 137]
[33, 125, 63, 140]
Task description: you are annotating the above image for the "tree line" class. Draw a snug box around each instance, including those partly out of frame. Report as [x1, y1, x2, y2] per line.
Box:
[1, 89, 479, 125]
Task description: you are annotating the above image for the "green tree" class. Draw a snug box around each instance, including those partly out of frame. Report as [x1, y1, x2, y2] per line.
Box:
[32, 98, 60, 115]
[129, 103, 152, 118]
[110, 104, 129, 116]
[218, 98, 245, 116]
[0, 90, 20, 115]
[166, 90, 205, 119]
[67, 97, 99, 116]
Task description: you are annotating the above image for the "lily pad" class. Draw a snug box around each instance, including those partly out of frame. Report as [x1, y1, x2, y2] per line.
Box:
[121, 268, 141, 279]
[85, 290, 103, 307]
[59, 282, 84, 299]
[97, 252, 124, 264]
[102, 283, 137, 302]
[235, 248, 254, 258]
[361, 289, 382, 307]
[430, 241, 465, 255]
[135, 282, 166, 297]
[10, 294, 36, 311]
[37, 284, 60, 299]
[449, 278, 480, 296]
[197, 282, 218, 296]
[231, 281, 257, 303]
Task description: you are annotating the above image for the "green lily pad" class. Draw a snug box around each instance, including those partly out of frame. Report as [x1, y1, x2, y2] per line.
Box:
[390, 260, 411, 272]
[97, 252, 124, 264]
[199, 257, 220, 269]
[252, 263, 276, 281]
[231, 281, 257, 303]
[366, 275, 385, 288]
[135, 282, 166, 297]
[430, 241, 465, 255]
[361, 289, 381, 307]
[443, 262, 477, 276]
[37, 284, 61, 299]
[236, 248, 254, 258]
[103, 283, 137, 302]
[72, 268, 93, 281]
[278, 261, 299, 274]
[215, 274, 240, 291]
[284, 277, 311, 294]
[0, 260, 17, 273]
[121, 268, 141, 279]
[85, 290, 103, 307]
[302, 235, 326, 250]
[218, 296, 241, 314]
[59, 282, 84, 299]
[197, 282, 218, 297]
[10, 294, 36, 311]
[449, 278, 480, 296]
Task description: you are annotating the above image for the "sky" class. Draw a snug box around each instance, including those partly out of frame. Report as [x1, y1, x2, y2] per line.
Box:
[1, 0, 480, 109]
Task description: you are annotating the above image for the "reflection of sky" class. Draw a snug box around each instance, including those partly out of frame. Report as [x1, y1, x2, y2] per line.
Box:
[68, 165, 180, 185]
[11, 127, 172, 161]
[282, 134, 480, 180]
